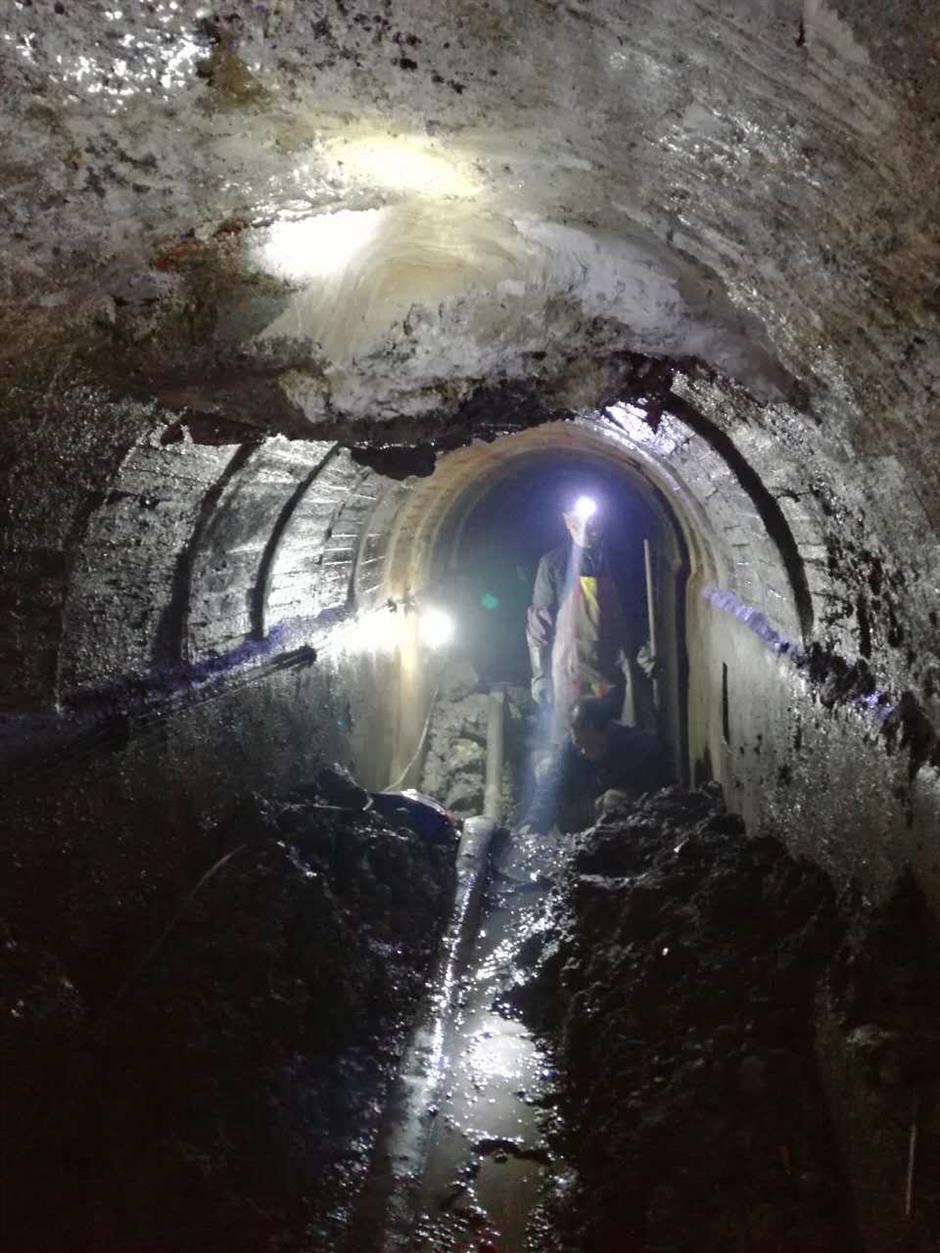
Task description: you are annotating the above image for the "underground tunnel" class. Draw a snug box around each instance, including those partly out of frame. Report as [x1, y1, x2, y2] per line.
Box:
[1, 2, 939, 1251]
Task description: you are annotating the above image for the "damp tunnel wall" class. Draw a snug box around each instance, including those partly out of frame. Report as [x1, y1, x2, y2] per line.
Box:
[2, 378, 940, 1253]
[3, 387, 939, 912]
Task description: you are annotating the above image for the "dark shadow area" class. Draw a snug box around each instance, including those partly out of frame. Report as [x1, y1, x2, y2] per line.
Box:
[1, 771, 457, 1253]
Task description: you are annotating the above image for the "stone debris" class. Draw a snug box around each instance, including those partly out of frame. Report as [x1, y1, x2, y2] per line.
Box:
[419, 660, 531, 818]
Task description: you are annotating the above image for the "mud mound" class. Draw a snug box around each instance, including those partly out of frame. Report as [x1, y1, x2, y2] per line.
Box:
[2, 773, 456, 1253]
[520, 785, 855, 1252]
[821, 871, 940, 1251]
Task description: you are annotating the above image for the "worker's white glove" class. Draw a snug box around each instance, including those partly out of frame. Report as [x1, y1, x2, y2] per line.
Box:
[530, 675, 552, 708]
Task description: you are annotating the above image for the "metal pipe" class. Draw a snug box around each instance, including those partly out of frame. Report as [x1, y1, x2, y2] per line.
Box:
[483, 687, 505, 819]
[643, 538, 661, 714]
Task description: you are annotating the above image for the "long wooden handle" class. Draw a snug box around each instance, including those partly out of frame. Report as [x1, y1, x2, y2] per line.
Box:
[643, 539, 660, 713]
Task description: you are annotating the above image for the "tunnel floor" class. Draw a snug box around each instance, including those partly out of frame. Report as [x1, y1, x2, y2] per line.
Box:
[362, 778, 940, 1252]
[409, 826, 563, 1251]
[6, 760, 940, 1252]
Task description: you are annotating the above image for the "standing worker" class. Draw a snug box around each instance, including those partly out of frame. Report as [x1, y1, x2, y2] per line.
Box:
[526, 493, 654, 743]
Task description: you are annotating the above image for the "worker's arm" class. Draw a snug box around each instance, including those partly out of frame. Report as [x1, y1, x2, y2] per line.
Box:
[526, 551, 559, 706]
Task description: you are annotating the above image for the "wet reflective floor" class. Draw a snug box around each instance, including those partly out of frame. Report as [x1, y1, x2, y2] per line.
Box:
[411, 828, 564, 1252]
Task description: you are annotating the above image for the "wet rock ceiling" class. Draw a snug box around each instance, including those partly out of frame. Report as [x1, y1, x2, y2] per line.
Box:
[0, 3, 936, 433]
[1, 2, 939, 687]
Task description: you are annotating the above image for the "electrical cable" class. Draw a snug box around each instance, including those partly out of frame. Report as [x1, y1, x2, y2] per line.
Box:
[386, 681, 440, 791]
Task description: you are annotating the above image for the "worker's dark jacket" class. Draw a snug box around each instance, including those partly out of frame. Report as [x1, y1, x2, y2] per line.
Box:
[525, 723, 672, 833]
[526, 541, 646, 738]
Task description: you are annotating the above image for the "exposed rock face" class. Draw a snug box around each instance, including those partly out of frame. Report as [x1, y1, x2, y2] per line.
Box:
[419, 660, 529, 817]
[1, 773, 456, 1252]
[2, 2, 938, 477]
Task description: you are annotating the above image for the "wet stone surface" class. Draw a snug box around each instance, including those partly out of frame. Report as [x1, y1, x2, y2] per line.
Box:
[420, 661, 530, 819]
[1, 767, 456, 1253]
[514, 785, 859, 1253]
[410, 826, 566, 1252]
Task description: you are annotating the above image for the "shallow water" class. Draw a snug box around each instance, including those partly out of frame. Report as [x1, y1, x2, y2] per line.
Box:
[411, 828, 562, 1251]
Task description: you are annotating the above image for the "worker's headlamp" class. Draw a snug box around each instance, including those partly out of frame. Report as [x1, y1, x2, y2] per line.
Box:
[571, 495, 598, 521]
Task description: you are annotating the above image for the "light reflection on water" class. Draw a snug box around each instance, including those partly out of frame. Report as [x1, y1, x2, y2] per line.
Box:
[413, 828, 564, 1252]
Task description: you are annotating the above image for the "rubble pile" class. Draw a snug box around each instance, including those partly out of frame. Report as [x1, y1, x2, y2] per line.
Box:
[823, 872, 940, 1250]
[2, 767, 456, 1253]
[420, 660, 530, 817]
[519, 785, 856, 1252]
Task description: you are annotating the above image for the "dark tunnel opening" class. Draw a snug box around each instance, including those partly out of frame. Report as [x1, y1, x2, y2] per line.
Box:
[421, 449, 696, 837]
[443, 457, 664, 688]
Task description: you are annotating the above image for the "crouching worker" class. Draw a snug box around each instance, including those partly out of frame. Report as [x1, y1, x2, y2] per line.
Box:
[519, 696, 673, 835]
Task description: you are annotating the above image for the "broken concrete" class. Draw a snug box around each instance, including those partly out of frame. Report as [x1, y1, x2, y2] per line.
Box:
[419, 661, 529, 819]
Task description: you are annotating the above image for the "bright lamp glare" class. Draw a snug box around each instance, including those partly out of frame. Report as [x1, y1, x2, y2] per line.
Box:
[255, 209, 384, 282]
[573, 495, 598, 521]
[419, 607, 455, 649]
[326, 136, 480, 198]
[338, 604, 405, 656]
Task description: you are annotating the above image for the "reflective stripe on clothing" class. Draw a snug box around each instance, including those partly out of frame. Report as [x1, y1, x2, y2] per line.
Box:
[550, 554, 627, 741]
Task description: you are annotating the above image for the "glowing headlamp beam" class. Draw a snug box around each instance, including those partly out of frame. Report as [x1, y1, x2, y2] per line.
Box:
[572, 496, 598, 521]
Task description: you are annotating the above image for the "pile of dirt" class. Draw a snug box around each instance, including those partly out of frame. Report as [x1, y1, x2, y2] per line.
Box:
[2, 766, 456, 1252]
[822, 871, 940, 1251]
[832, 870, 940, 1092]
[420, 660, 530, 817]
[516, 785, 856, 1253]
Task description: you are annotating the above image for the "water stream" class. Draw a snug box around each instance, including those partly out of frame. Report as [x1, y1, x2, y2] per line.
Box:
[410, 827, 564, 1252]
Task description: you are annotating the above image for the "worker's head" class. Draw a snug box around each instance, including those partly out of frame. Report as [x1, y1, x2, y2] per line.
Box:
[570, 696, 616, 761]
[563, 494, 602, 549]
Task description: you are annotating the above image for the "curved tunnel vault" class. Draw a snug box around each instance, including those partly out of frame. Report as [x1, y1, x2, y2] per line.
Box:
[11, 374, 933, 914]
[3, 4, 940, 1249]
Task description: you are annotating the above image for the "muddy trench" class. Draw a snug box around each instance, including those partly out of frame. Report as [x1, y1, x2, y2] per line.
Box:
[4, 659, 940, 1253]
[378, 782, 940, 1252]
[5, 682, 940, 1253]
[2, 766, 457, 1253]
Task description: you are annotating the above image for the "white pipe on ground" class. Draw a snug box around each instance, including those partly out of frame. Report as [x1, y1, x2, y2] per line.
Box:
[483, 687, 505, 820]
